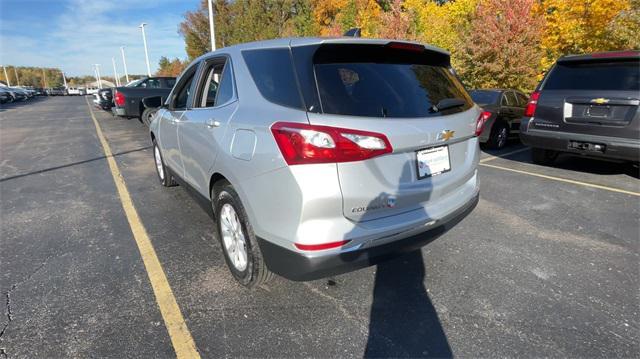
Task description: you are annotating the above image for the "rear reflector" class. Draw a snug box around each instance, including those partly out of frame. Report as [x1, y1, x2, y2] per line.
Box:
[475, 111, 491, 136]
[271, 122, 392, 165]
[524, 91, 540, 117]
[294, 240, 350, 251]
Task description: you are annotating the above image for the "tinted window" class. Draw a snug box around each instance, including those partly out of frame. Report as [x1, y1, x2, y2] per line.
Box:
[197, 59, 234, 108]
[515, 92, 528, 106]
[216, 62, 234, 105]
[315, 63, 471, 118]
[174, 74, 195, 110]
[544, 60, 640, 91]
[500, 93, 510, 106]
[505, 92, 517, 106]
[242, 48, 304, 109]
[146, 79, 161, 88]
[165, 78, 176, 88]
[470, 90, 500, 105]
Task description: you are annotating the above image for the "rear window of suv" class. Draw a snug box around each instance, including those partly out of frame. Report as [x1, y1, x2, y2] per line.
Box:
[543, 60, 640, 91]
[312, 44, 472, 118]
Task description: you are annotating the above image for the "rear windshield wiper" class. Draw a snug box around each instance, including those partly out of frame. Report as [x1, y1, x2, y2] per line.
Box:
[429, 98, 466, 113]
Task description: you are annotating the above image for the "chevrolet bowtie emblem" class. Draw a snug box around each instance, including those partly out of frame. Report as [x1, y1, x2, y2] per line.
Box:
[591, 98, 610, 104]
[438, 130, 455, 141]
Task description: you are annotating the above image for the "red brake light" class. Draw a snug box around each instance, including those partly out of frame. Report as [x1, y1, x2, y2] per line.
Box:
[271, 122, 393, 165]
[386, 42, 425, 52]
[475, 111, 491, 136]
[294, 240, 350, 251]
[524, 91, 540, 117]
[114, 90, 125, 107]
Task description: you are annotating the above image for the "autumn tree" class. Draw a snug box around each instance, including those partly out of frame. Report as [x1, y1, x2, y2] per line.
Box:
[457, 0, 543, 92]
[405, 0, 479, 58]
[179, 0, 312, 60]
[375, 0, 414, 39]
[156, 57, 187, 77]
[534, 0, 634, 70]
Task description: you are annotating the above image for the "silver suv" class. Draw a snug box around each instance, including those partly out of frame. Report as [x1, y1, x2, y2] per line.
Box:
[149, 38, 482, 287]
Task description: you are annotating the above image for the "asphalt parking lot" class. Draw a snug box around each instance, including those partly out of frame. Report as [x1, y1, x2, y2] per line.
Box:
[1, 96, 639, 358]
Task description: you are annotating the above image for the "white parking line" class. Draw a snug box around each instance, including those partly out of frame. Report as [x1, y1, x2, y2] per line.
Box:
[480, 162, 640, 197]
[480, 147, 531, 163]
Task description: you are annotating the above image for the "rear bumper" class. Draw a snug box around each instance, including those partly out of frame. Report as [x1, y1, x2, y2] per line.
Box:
[257, 192, 479, 281]
[520, 123, 640, 162]
[113, 107, 127, 116]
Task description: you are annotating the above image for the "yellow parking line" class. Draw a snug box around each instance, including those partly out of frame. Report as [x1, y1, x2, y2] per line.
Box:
[85, 98, 201, 359]
[480, 147, 531, 163]
[480, 162, 640, 197]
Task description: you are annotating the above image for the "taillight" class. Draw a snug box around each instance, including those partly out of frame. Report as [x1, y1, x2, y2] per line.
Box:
[294, 240, 350, 251]
[524, 91, 540, 117]
[271, 122, 392, 165]
[475, 111, 491, 136]
[114, 91, 125, 107]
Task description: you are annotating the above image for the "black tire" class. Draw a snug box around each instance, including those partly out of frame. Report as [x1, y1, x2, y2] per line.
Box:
[213, 181, 274, 288]
[531, 147, 558, 165]
[152, 139, 177, 187]
[486, 121, 510, 149]
[141, 108, 157, 127]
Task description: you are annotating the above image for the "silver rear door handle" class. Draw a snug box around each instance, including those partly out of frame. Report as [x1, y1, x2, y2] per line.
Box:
[206, 119, 221, 128]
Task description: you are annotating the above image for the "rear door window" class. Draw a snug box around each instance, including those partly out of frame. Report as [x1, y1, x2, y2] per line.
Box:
[515, 92, 528, 107]
[505, 92, 517, 107]
[195, 57, 235, 108]
[500, 93, 511, 106]
[543, 60, 640, 91]
[312, 45, 472, 118]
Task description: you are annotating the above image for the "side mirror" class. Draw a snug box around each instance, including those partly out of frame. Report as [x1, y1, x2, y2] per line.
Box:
[142, 96, 164, 110]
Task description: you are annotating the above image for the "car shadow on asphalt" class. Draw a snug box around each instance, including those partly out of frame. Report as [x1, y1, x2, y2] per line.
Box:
[353, 161, 452, 358]
[364, 250, 452, 358]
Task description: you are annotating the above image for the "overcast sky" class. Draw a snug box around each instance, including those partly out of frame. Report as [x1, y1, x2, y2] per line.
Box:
[0, 0, 199, 76]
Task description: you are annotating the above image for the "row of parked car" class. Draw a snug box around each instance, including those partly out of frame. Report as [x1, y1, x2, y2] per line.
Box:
[90, 38, 637, 287]
[0, 86, 46, 103]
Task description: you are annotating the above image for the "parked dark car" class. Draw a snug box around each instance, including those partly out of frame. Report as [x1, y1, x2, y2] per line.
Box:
[95, 88, 113, 111]
[7, 87, 27, 101]
[48, 87, 67, 96]
[112, 77, 176, 119]
[470, 89, 528, 149]
[0, 88, 13, 103]
[520, 50, 640, 164]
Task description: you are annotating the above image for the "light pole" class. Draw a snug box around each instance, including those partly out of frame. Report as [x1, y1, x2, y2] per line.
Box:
[42, 68, 47, 88]
[61, 70, 67, 89]
[139, 23, 152, 77]
[13, 67, 20, 86]
[120, 46, 130, 83]
[112, 57, 120, 86]
[2, 66, 11, 86]
[207, 0, 216, 51]
[94, 64, 102, 89]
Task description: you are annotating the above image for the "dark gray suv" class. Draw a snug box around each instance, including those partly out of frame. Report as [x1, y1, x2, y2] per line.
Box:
[520, 51, 639, 164]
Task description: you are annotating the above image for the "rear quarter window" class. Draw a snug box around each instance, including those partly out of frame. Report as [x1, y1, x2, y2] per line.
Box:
[241, 48, 304, 109]
[543, 60, 640, 91]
